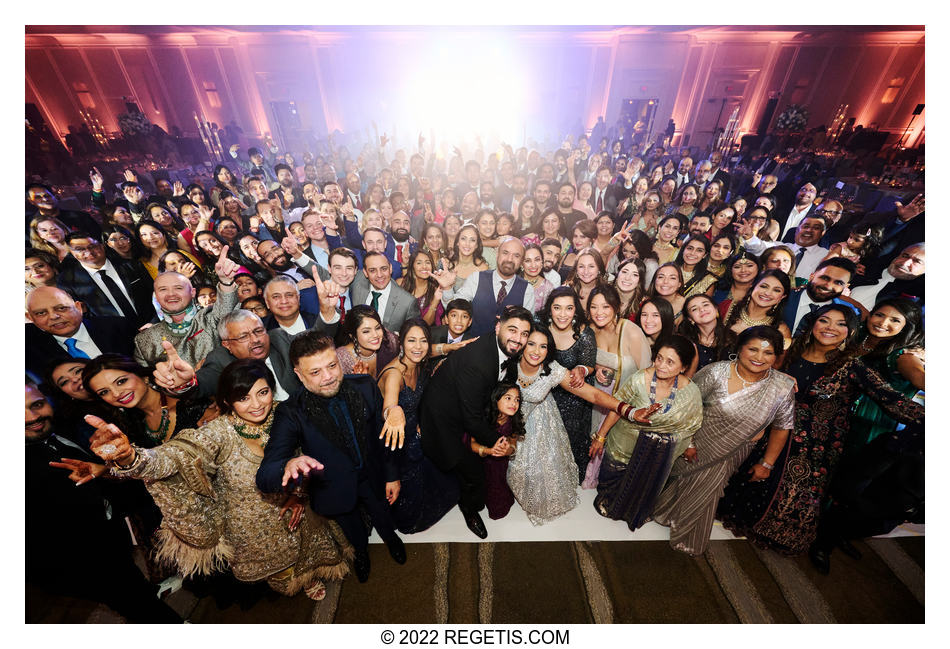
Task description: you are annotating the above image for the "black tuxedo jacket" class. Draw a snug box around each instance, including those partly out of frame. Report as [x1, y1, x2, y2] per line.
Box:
[25, 317, 138, 378]
[57, 253, 155, 327]
[420, 334, 516, 471]
[263, 310, 319, 332]
[256, 376, 397, 516]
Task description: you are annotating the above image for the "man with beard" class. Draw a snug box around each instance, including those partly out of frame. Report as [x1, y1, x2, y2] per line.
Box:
[688, 214, 712, 238]
[459, 191, 480, 224]
[350, 252, 420, 332]
[133, 248, 240, 367]
[782, 257, 859, 335]
[533, 179, 554, 214]
[420, 305, 533, 538]
[785, 215, 830, 279]
[389, 210, 417, 266]
[503, 170, 526, 214]
[261, 238, 329, 283]
[256, 332, 404, 582]
[25, 380, 183, 623]
[707, 150, 732, 195]
[540, 238, 564, 286]
[693, 159, 713, 194]
[780, 183, 819, 241]
[850, 243, 925, 309]
[554, 182, 588, 232]
[26, 182, 100, 237]
[675, 156, 693, 188]
[479, 181, 496, 210]
[435, 237, 533, 338]
[269, 163, 306, 210]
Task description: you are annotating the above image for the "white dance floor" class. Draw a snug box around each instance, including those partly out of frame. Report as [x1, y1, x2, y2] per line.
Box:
[369, 487, 924, 544]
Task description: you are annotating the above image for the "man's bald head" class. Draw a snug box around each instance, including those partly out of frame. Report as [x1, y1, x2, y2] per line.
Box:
[26, 286, 84, 337]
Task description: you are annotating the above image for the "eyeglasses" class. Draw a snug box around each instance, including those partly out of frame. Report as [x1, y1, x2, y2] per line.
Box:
[224, 327, 267, 344]
[69, 245, 101, 254]
[108, 235, 130, 243]
[817, 209, 843, 216]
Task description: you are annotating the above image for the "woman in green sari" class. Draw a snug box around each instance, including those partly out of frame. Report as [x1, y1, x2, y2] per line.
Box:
[591, 335, 703, 531]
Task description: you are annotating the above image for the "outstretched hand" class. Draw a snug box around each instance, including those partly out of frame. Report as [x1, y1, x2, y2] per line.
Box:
[282, 455, 324, 487]
[84, 414, 135, 465]
[49, 458, 107, 485]
[215, 245, 240, 283]
[380, 405, 406, 451]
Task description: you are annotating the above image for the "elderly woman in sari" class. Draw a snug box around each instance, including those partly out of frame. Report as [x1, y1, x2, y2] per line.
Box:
[649, 326, 796, 555]
[85, 359, 351, 599]
[590, 335, 703, 530]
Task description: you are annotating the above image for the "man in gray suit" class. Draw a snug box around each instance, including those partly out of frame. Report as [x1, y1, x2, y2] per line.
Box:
[350, 252, 420, 332]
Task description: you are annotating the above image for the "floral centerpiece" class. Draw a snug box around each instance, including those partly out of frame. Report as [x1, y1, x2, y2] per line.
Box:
[775, 104, 809, 132]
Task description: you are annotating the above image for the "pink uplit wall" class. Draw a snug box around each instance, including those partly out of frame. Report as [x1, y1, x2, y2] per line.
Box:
[26, 26, 924, 152]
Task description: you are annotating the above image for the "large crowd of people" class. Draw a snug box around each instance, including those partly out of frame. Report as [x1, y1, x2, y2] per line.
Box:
[26, 118, 925, 622]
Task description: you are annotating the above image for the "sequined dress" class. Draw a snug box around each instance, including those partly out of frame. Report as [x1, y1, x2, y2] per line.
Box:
[386, 369, 460, 533]
[507, 362, 580, 525]
[550, 327, 597, 483]
[112, 413, 352, 594]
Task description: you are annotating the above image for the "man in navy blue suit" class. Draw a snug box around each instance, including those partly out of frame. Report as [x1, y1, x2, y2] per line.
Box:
[256, 331, 405, 583]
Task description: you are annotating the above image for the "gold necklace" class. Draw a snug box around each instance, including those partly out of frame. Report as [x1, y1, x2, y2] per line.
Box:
[739, 308, 772, 327]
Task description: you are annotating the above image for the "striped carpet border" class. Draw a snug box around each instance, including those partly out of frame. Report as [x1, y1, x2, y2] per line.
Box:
[706, 543, 774, 623]
[571, 541, 614, 624]
[867, 538, 925, 605]
[752, 545, 836, 623]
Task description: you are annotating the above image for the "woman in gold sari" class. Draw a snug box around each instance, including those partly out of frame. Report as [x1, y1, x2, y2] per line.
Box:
[86, 359, 351, 600]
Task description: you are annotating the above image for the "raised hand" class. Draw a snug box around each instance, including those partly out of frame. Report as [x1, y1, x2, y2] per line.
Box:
[153, 340, 196, 391]
[281, 455, 324, 487]
[123, 168, 138, 183]
[89, 167, 103, 192]
[177, 260, 197, 279]
[85, 414, 135, 465]
[49, 458, 107, 485]
[197, 204, 215, 223]
[895, 193, 924, 221]
[380, 133, 390, 148]
[229, 144, 240, 157]
[432, 258, 456, 289]
[214, 245, 240, 284]
[280, 235, 302, 259]
[380, 405, 406, 451]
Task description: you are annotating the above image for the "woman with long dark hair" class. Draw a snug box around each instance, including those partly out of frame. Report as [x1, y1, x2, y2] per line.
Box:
[335, 305, 399, 378]
[377, 319, 459, 533]
[397, 249, 443, 326]
[86, 359, 351, 599]
[539, 286, 598, 485]
[565, 248, 610, 306]
[705, 233, 736, 278]
[716, 306, 924, 556]
[637, 296, 676, 349]
[673, 236, 718, 298]
[678, 294, 729, 375]
[711, 249, 761, 319]
[613, 257, 646, 321]
[448, 224, 489, 291]
[721, 269, 792, 345]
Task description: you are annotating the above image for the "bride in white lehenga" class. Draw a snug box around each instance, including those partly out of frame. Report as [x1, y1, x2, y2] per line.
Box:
[508, 325, 637, 525]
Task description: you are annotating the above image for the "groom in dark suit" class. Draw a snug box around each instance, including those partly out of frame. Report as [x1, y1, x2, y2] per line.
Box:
[256, 331, 404, 583]
[420, 305, 533, 538]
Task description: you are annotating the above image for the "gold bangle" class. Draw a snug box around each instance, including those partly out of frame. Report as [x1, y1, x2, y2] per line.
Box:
[596, 436, 606, 443]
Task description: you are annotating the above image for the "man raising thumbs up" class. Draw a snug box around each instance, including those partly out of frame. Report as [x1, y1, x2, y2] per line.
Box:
[133, 245, 241, 367]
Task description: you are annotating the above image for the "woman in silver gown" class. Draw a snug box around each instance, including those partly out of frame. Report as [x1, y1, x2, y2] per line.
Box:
[507, 325, 652, 525]
[650, 326, 796, 556]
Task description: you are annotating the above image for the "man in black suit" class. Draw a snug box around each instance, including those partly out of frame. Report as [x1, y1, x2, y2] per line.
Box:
[778, 183, 818, 241]
[58, 232, 154, 327]
[590, 166, 626, 219]
[256, 332, 404, 583]
[25, 380, 182, 623]
[420, 305, 533, 538]
[261, 275, 341, 336]
[853, 193, 925, 279]
[25, 286, 137, 379]
[708, 151, 732, 197]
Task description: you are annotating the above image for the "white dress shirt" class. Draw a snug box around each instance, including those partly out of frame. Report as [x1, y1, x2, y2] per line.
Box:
[53, 323, 102, 358]
[850, 269, 896, 310]
[497, 340, 510, 380]
[263, 357, 290, 401]
[789, 243, 829, 279]
[544, 268, 562, 287]
[441, 270, 535, 313]
[279, 314, 308, 336]
[365, 281, 393, 318]
[781, 204, 813, 239]
[592, 187, 610, 212]
[792, 290, 822, 333]
[83, 259, 136, 315]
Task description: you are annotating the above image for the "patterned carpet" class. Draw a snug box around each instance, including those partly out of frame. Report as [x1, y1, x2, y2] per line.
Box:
[30, 536, 922, 623]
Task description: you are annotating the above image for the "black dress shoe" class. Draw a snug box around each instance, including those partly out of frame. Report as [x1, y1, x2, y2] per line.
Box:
[808, 545, 830, 575]
[837, 538, 863, 560]
[386, 536, 407, 564]
[462, 510, 488, 539]
[354, 548, 371, 583]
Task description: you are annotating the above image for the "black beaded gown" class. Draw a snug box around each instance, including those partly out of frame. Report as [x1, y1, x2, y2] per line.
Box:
[388, 371, 460, 533]
[550, 327, 597, 483]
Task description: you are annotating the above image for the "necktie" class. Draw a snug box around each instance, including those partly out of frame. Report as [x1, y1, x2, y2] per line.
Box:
[64, 338, 90, 359]
[98, 269, 136, 318]
[496, 280, 508, 306]
[397, 244, 405, 264]
[371, 291, 382, 313]
[794, 247, 807, 267]
[338, 295, 347, 321]
[596, 192, 604, 213]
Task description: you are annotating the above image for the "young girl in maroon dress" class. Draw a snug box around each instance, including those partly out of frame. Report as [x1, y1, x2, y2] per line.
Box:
[469, 383, 525, 519]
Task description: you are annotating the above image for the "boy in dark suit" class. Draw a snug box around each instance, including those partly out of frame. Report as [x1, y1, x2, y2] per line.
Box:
[429, 298, 476, 358]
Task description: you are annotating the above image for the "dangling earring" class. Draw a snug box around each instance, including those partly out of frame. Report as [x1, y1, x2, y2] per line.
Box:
[399, 348, 405, 359]
[571, 317, 576, 325]
[728, 352, 738, 361]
